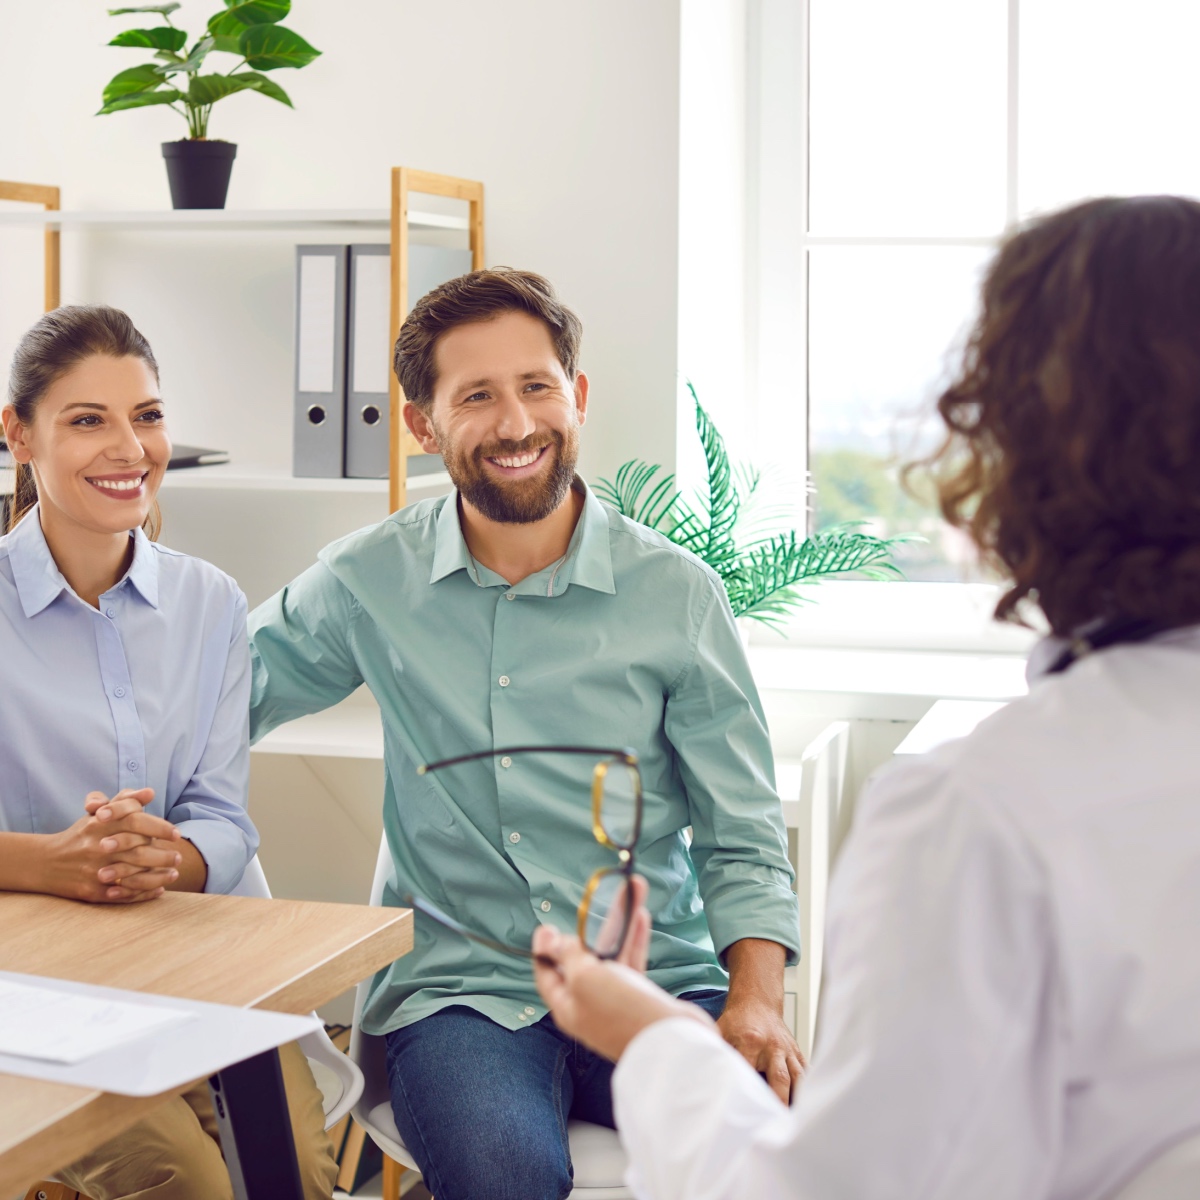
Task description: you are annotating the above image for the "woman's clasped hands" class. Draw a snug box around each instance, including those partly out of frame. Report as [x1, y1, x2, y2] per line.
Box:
[41, 787, 182, 903]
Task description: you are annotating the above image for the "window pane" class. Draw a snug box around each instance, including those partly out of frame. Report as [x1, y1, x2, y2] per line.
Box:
[807, 246, 994, 581]
[809, 0, 1008, 236]
[1020, 0, 1200, 215]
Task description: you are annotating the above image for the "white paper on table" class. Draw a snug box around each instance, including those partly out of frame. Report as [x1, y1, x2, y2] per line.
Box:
[0, 978, 193, 1064]
[0, 971, 321, 1096]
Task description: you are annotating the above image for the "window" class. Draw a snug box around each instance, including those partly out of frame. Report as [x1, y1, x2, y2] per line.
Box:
[745, 0, 1200, 598]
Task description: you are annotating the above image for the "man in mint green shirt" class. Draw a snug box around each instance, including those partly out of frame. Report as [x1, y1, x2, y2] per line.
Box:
[249, 268, 801, 1200]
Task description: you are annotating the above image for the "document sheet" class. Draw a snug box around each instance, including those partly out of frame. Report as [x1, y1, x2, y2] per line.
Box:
[0, 977, 193, 1064]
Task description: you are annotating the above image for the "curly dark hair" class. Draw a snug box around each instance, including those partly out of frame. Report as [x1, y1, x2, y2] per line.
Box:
[925, 195, 1200, 635]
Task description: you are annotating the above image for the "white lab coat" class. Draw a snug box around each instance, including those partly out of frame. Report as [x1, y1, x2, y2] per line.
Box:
[612, 630, 1200, 1200]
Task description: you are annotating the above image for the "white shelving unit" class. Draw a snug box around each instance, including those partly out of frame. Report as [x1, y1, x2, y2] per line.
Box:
[0, 208, 467, 232]
[159, 463, 452, 494]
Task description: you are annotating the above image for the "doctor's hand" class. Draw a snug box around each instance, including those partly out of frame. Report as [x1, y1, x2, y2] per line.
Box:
[532, 879, 714, 1063]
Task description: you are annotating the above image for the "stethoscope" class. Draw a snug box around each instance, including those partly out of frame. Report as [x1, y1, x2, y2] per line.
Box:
[1046, 615, 1175, 674]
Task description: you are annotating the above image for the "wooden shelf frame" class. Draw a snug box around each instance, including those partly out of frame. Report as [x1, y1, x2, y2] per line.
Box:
[0, 180, 61, 310]
[2, 169, 484, 511]
[389, 168, 485, 511]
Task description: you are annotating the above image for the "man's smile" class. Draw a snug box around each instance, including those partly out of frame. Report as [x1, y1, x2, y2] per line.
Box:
[483, 444, 550, 478]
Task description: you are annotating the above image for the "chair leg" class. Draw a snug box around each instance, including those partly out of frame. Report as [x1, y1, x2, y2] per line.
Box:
[382, 1154, 405, 1200]
[24, 1185, 81, 1200]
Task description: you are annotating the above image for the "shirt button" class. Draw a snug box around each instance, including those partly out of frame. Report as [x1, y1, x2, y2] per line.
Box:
[500, 756, 513, 769]
[114, 687, 126, 698]
[106, 608, 115, 619]
[524, 1006, 536, 1015]
[518, 1012, 528, 1021]
[540, 900, 552, 912]
[498, 675, 510, 687]
[127, 760, 139, 771]
[508, 831, 521, 844]
[505, 592, 516, 601]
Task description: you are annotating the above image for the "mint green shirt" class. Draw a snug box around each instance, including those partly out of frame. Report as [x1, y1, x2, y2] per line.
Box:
[248, 483, 798, 1036]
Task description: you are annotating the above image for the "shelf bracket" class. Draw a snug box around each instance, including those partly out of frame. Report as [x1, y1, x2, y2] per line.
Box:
[389, 167, 485, 512]
[0, 180, 61, 311]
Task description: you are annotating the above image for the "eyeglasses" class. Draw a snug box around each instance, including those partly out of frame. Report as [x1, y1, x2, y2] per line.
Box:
[404, 746, 644, 962]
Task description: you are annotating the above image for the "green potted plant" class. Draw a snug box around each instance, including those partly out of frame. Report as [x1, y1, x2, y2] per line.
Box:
[97, 1, 321, 209]
[596, 385, 909, 629]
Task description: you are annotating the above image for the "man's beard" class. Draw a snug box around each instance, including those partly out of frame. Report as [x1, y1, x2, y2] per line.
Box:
[438, 425, 580, 524]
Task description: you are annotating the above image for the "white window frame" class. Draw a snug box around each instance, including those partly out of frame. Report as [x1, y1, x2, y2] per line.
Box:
[741, 0, 1028, 653]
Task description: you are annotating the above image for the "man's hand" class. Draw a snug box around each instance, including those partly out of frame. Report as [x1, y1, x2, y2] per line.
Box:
[38, 788, 182, 903]
[718, 938, 806, 1104]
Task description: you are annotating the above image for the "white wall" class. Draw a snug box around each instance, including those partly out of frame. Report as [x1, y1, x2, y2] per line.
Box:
[0, 0, 683, 488]
[678, 0, 750, 477]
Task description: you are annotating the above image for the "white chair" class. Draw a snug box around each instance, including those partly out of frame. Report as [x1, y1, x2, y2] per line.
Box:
[229, 855, 365, 1130]
[1107, 1130, 1200, 1200]
[776, 720, 851, 1059]
[349, 838, 634, 1200]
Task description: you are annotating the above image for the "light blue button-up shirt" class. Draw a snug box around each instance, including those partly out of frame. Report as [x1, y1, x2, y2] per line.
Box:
[0, 507, 257, 894]
[249, 483, 799, 1035]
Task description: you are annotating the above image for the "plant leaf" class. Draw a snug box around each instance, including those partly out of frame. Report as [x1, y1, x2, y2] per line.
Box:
[108, 26, 187, 51]
[666, 386, 740, 575]
[155, 36, 215, 76]
[206, 9, 247, 49]
[223, 0, 290, 25]
[239, 23, 321, 69]
[728, 525, 907, 622]
[97, 88, 181, 115]
[107, 3, 181, 14]
[186, 73, 255, 105]
[230, 70, 293, 106]
[101, 64, 164, 104]
[594, 460, 681, 532]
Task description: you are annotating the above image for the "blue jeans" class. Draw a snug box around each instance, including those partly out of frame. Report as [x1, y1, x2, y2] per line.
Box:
[385, 989, 727, 1200]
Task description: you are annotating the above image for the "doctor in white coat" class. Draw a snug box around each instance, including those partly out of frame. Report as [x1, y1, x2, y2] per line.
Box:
[531, 195, 1200, 1200]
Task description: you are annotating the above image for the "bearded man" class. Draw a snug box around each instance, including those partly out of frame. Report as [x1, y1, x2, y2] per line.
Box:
[248, 268, 802, 1200]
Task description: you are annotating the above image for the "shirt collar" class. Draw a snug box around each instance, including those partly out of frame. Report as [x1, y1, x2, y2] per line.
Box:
[7, 505, 159, 617]
[429, 479, 616, 595]
[1026, 623, 1200, 684]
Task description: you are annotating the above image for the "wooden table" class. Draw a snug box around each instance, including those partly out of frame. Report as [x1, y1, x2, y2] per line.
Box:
[0, 890, 413, 1198]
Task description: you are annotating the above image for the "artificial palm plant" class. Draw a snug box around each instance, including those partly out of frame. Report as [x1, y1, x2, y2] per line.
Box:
[596, 387, 907, 627]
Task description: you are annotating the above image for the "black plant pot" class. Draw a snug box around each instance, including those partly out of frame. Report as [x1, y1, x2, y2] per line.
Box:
[161, 140, 237, 209]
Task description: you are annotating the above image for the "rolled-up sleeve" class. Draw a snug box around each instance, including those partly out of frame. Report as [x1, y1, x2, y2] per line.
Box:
[170, 589, 259, 895]
[664, 584, 800, 963]
[248, 559, 365, 744]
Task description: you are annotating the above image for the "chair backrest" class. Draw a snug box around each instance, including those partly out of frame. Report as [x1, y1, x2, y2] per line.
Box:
[348, 837, 396, 1106]
[1107, 1131, 1200, 1200]
[228, 854, 272, 899]
[792, 721, 850, 1058]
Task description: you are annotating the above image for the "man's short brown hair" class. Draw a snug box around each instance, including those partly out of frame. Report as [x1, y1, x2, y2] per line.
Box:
[393, 267, 583, 407]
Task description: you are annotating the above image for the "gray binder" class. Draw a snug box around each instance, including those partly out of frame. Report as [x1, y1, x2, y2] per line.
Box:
[293, 245, 348, 478]
[343, 242, 474, 479]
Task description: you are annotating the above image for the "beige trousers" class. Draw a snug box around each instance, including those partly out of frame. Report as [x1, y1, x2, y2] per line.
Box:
[57, 1041, 339, 1200]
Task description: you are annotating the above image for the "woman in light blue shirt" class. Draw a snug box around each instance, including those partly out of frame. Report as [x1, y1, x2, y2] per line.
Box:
[0, 305, 336, 1200]
[0, 305, 256, 898]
